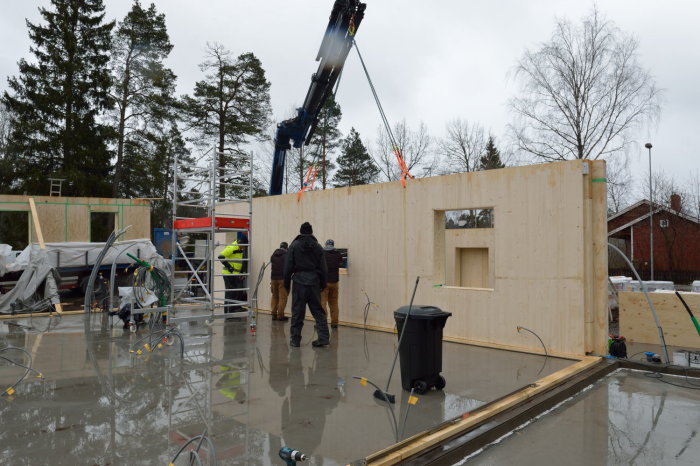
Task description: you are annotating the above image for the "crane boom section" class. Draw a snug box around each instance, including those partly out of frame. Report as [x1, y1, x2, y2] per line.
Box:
[269, 0, 366, 195]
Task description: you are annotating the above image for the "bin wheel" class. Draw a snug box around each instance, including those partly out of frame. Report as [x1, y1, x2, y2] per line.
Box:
[412, 380, 429, 395]
[435, 375, 446, 390]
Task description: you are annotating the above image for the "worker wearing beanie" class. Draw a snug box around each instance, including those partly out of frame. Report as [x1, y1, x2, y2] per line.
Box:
[269, 241, 289, 321]
[283, 222, 330, 347]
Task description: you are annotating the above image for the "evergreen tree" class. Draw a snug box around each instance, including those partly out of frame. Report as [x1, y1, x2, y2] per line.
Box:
[146, 125, 193, 228]
[1, 0, 114, 196]
[479, 136, 505, 170]
[181, 43, 272, 199]
[307, 94, 342, 189]
[110, 1, 176, 197]
[333, 128, 378, 187]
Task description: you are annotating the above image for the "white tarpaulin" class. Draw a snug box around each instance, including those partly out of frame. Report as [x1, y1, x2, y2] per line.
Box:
[0, 239, 158, 276]
[0, 248, 60, 314]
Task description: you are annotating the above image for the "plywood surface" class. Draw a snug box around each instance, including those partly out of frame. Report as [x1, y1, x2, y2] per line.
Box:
[237, 160, 607, 355]
[619, 291, 700, 348]
[0, 195, 150, 243]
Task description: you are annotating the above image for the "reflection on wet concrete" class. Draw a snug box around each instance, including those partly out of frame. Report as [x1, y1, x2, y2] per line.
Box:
[1, 314, 570, 465]
[467, 369, 700, 466]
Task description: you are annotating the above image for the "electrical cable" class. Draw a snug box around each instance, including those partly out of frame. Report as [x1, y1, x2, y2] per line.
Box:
[1, 346, 44, 397]
[169, 430, 217, 466]
[130, 327, 185, 359]
[643, 365, 700, 390]
[362, 289, 373, 330]
[516, 326, 548, 358]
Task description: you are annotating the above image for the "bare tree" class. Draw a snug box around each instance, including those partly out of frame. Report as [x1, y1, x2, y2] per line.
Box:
[606, 153, 633, 214]
[510, 8, 661, 162]
[638, 170, 688, 212]
[438, 118, 486, 174]
[685, 170, 700, 221]
[370, 119, 433, 181]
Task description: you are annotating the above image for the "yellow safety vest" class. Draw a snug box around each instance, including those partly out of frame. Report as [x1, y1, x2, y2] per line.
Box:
[221, 241, 244, 275]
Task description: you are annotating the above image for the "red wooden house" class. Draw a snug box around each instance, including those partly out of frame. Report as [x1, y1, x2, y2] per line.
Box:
[608, 194, 700, 283]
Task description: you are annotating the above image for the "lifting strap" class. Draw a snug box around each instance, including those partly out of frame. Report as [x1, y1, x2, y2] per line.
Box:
[354, 39, 413, 186]
[297, 164, 318, 201]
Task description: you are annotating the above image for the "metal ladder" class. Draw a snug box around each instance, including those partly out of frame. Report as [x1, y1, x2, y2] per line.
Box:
[168, 147, 254, 325]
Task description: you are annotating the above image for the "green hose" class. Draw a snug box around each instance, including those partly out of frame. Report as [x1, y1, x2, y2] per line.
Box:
[675, 291, 700, 337]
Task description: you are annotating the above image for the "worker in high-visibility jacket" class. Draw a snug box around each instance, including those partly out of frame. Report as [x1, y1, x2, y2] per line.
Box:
[219, 234, 248, 315]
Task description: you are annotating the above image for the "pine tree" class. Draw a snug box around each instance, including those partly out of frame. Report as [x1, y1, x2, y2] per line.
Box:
[479, 136, 505, 170]
[307, 94, 342, 189]
[333, 128, 378, 187]
[181, 44, 272, 199]
[1, 0, 114, 196]
[147, 125, 194, 228]
[110, 1, 176, 197]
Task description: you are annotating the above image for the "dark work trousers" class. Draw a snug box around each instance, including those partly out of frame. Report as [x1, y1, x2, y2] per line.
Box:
[224, 274, 247, 313]
[290, 282, 329, 344]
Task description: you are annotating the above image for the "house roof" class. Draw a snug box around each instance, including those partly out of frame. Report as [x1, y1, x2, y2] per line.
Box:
[608, 199, 700, 237]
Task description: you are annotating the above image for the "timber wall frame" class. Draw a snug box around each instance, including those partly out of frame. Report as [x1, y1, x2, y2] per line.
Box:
[0, 194, 151, 244]
[245, 159, 608, 356]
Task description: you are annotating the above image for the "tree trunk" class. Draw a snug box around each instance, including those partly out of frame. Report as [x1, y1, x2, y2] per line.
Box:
[112, 62, 131, 197]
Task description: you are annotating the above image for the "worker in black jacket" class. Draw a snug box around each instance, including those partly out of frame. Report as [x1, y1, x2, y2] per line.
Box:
[269, 241, 289, 321]
[321, 239, 343, 328]
[283, 222, 329, 347]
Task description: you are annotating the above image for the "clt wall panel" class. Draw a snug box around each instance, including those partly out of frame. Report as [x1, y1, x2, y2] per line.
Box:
[243, 160, 607, 356]
[0, 195, 150, 244]
[619, 291, 700, 348]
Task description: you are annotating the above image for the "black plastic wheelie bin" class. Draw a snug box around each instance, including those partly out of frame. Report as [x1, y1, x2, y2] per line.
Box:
[394, 305, 451, 394]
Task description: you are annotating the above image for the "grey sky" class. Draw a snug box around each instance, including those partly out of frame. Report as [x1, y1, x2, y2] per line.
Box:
[1, 0, 698, 197]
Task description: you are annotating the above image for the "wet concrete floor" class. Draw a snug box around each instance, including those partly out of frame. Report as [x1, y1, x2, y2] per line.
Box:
[463, 369, 700, 466]
[1, 312, 571, 465]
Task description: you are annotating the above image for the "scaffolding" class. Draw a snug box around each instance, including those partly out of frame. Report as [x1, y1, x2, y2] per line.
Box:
[169, 148, 254, 325]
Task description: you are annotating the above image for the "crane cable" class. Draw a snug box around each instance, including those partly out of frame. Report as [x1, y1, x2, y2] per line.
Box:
[353, 39, 413, 187]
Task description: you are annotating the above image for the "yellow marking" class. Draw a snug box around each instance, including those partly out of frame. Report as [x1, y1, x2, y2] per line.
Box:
[408, 395, 419, 405]
[6, 387, 15, 395]
[359, 377, 368, 386]
[144, 344, 151, 352]
[136, 350, 142, 355]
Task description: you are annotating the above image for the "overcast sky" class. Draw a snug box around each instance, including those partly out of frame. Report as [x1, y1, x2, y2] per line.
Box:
[1, 0, 698, 196]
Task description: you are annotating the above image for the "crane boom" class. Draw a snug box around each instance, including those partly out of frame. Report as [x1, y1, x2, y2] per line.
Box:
[268, 0, 366, 195]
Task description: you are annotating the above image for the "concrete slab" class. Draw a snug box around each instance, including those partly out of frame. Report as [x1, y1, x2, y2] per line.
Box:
[0, 313, 571, 465]
[463, 369, 700, 465]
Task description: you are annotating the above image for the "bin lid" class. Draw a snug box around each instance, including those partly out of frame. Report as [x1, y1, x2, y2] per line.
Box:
[394, 305, 452, 319]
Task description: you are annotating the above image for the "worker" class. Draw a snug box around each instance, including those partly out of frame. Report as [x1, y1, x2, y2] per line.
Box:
[270, 241, 289, 321]
[320, 239, 342, 328]
[283, 222, 329, 348]
[219, 233, 248, 316]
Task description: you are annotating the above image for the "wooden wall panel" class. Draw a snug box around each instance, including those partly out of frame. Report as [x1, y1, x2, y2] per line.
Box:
[0, 195, 150, 244]
[240, 160, 607, 356]
[619, 291, 700, 348]
[67, 204, 89, 241]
